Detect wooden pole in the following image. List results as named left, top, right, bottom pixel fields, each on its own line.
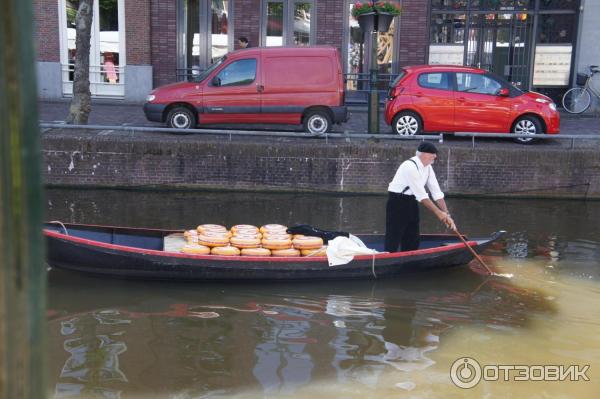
left=0, top=0, right=47, bottom=397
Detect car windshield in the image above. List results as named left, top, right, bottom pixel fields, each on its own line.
left=193, top=56, right=226, bottom=82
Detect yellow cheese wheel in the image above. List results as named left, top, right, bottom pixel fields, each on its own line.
left=211, top=246, right=241, bottom=256
left=271, top=248, right=301, bottom=257
left=241, top=247, right=272, bottom=256
left=180, top=244, right=211, bottom=255
left=230, top=236, right=262, bottom=248
left=292, top=236, right=324, bottom=250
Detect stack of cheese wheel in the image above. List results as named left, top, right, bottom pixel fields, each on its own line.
left=230, top=224, right=262, bottom=249
left=293, top=235, right=327, bottom=257
left=197, top=224, right=231, bottom=249
left=259, top=224, right=299, bottom=256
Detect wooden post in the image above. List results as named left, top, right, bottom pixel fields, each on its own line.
left=0, top=0, right=47, bottom=398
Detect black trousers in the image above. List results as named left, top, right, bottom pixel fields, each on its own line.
left=384, top=192, right=420, bottom=252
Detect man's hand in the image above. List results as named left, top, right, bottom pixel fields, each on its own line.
left=438, top=211, right=456, bottom=231
left=444, top=213, right=456, bottom=232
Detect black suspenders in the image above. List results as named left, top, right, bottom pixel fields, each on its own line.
left=401, top=159, right=429, bottom=195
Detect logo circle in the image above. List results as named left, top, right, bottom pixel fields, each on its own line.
left=450, top=357, right=482, bottom=389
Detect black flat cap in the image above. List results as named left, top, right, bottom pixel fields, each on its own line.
left=417, top=142, right=438, bottom=154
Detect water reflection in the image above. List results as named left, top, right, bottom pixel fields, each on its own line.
left=55, top=311, right=130, bottom=398
left=44, top=189, right=600, bottom=397
left=48, top=267, right=555, bottom=397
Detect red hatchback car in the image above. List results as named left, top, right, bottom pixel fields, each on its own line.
left=384, top=65, right=560, bottom=143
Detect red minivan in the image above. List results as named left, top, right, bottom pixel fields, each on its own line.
left=144, top=46, right=347, bottom=134
left=384, top=65, right=560, bottom=143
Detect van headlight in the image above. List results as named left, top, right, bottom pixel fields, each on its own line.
left=549, top=102, right=557, bottom=111
left=146, top=94, right=155, bottom=102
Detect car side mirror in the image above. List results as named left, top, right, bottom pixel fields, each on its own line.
left=211, top=76, right=221, bottom=87
left=498, top=88, right=510, bottom=97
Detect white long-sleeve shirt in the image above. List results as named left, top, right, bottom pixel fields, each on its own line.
left=387, top=156, right=445, bottom=202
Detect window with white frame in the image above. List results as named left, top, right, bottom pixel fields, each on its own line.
left=59, top=0, right=126, bottom=97
left=262, top=0, right=315, bottom=47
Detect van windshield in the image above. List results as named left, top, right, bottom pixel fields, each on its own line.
left=193, top=56, right=226, bottom=82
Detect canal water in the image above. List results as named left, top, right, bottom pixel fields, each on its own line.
left=45, top=189, right=600, bottom=398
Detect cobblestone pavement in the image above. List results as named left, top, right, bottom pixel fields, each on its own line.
left=39, top=99, right=600, bottom=149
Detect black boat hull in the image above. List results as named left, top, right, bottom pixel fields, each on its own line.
left=44, top=223, right=505, bottom=280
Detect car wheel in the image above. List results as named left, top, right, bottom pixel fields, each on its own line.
left=167, top=107, right=195, bottom=130
left=392, top=111, right=422, bottom=136
left=512, top=116, right=542, bottom=144
left=303, top=110, right=332, bottom=134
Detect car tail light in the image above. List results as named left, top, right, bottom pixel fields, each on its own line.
left=388, top=86, right=404, bottom=99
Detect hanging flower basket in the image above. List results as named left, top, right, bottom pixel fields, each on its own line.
left=376, top=12, right=394, bottom=32
left=352, top=2, right=401, bottom=33
left=357, top=12, right=376, bottom=33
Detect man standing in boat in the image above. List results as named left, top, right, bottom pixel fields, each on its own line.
left=385, top=142, right=456, bottom=252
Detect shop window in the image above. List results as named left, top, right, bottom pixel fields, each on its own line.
left=539, top=0, right=579, bottom=10
left=60, top=0, right=125, bottom=97
left=537, top=14, right=575, bottom=43
left=470, top=0, right=531, bottom=9
left=263, top=0, right=314, bottom=47
left=211, top=1, right=229, bottom=63
left=430, top=14, right=466, bottom=44
left=180, top=0, right=232, bottom=78
left=431, top=0, right=467, bottom=10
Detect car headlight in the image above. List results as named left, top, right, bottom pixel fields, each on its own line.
left=146, top=94, right=155, bottom=102
left=549, top=102, right=557, bottom=111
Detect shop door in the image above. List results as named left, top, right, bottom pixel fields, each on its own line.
left=465, top=13, right=532, bottom=89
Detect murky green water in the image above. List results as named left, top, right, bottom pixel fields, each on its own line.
left=46, top=189, right=600, bottom=398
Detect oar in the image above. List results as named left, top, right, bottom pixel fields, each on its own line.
left=452, top=228, right=494, bottom=275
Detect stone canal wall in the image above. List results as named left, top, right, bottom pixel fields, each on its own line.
left=41, top=129, right=600, bottom=199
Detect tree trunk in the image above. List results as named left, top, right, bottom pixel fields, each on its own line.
left=66, top=0, right=94, bottom=125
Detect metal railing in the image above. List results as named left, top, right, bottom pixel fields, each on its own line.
left=453, top=132, right=600, bottom=149
left=39, top=123, right=440, bottom=144
left=39, top=123, right=600, bottom=149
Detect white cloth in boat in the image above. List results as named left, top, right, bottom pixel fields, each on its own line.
left=326, top=235, right=379, bottom=266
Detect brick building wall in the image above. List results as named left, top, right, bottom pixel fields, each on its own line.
left=126, top=0, right=152, bottom=65
left=398, top=0, right=429, bottom=66
left=33, top=0, right=60, bottom=62
left=234, top=1, right=260, bottom=49
left=42, top=130, right=600, bottom=199
left=316, top=0, right=344, bottom=52
left=150, top=0, right=177, bottom=86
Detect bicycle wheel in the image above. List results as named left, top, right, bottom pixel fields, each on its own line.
left=562, top=87, right=591, bottom=114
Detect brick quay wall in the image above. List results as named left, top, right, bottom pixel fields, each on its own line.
left=41, top=129, right=600, bottom=199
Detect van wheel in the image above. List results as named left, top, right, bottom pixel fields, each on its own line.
left=303, top=110, right=332, bottom=134
left=392, top=111, right=422, bottom=135
left=167, top=107, right=195, bottom=129
left=512, top=116, right=541, bottom=144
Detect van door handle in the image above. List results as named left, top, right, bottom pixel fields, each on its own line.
left=257, top=85, right=264, bottom=93
left=457, top=97, right=466, bottom=102
left=414, top=92, right=423, bottom=97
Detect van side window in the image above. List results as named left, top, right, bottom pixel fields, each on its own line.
left=214, top=59, right=257, bottom=87
left=455, top=72, right=502, bottom=95
left=417, top=72, right=451, bottom=90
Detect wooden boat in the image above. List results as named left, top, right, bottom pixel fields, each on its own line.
left=44, top=222, right=505, bottom=280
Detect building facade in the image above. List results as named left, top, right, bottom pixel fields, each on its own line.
left=34, top=0, right=599, bottom=105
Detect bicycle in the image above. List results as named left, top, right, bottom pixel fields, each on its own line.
left=562, top=65, right=600, bottom=114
